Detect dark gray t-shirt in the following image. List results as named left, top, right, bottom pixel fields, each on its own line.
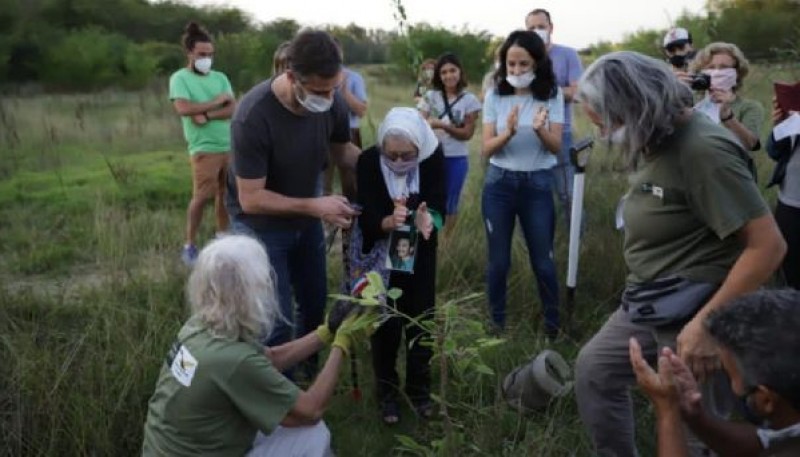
left=225, top=78, right=350, bottom=230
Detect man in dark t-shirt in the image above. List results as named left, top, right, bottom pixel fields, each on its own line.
left=226, top=30, right=360, bottom=367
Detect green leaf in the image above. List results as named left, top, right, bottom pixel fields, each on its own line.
left=386, top=287, right=403, bottom=301
left=474, top=363, right=495, bottom=376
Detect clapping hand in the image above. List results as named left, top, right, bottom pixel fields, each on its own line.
left=506, top=105, right=520, bottom=136
left=630, top=338, right=678, bottom=412
left=415, top=201, right=433, bottom=240
left=533, top=106, right=549, bottom=132
left=383, top=197, right=408, bottom=232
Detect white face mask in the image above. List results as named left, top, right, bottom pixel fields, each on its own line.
left=194, top=57, right=212, bottom=74
left=534, top=29, right=550, bottom=44
left=506, top=71, right=536, bottom=89
left=603, top=126, right=626, bottom=145
left=295, top=85, right=334, bottom=113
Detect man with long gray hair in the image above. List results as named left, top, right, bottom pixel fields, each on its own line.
left=573, top=51, right=786, bottom=456
left=142, top=235, right=377, bottom=456
left=631, top=289, right=800, bottom=456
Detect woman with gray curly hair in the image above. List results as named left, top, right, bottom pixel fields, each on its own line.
left=142, top=234, right=376, bottom=456
left=573, top=51, right=786, bottom=457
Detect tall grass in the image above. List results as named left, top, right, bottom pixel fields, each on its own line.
left=0, top=63, right=797, bottom=455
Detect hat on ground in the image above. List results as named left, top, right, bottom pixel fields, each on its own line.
left=502, top=349, right=573, bottom=413
left=663, top=27, right=692, bottom=49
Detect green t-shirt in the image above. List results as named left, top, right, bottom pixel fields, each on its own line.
left=730, top=96, right=765, bottom=150
left=623, top=112, right=769, bottom=284
left=169, top=68, right=234, bottom=155
left=142, top=316, right=299, bottom=456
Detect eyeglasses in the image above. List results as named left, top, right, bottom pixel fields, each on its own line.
left=383, top=151, right=417, bottom=162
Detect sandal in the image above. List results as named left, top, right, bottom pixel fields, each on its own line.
left=381, top=401, right=400, bottom=425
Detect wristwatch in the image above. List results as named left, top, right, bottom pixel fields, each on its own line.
left=720, top=111, right=734, bottom=122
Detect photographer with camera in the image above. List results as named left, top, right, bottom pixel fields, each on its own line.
left=690, top=42, right=765, bottom=152
left=419, top=53, right=481, bottom=237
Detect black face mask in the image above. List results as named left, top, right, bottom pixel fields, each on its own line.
left=738, top=388, right=766, bottom=427
left=668, top=50, right=696, bottom=69
left=669, top=54, right=688, bottom=69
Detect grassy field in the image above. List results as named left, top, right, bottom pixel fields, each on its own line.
left=1, top=62, right=797, bottom=456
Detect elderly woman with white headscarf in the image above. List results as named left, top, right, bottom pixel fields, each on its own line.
left=356, top=107, right=445, bottom=424
left=142, top=235, right=377, bottom=456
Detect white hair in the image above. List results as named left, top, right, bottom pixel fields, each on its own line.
left=187, top=234, right=279, bottom=341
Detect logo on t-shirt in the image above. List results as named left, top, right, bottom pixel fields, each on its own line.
left=168, top=343, right=198, bottom=387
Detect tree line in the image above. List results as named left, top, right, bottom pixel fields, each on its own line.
left=0, top=0, right=797, bottom=93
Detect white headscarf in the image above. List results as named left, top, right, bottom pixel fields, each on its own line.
left=376, top=107, right=439, bottom=200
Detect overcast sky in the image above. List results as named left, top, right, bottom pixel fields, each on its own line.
left=187, top=0, right=706, bottom=49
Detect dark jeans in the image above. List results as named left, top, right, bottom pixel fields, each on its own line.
left=231, top=219, right=327, bottom=351
left=481, top=164, right=560, bottom=332
left=553, top=129, right=575, bottom=229
left=776, top=200, right=800, bottom=288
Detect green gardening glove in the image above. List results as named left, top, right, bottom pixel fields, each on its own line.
left=332, top=308, right=380, bottom=356
left=315, top=300, right=357, bottom=345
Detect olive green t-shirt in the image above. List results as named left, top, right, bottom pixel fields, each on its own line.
left=169, top=68, right=233, bottom=155
left=142, top=316, right=299, bottom=456
left=623, top=112, right=769, bottom=284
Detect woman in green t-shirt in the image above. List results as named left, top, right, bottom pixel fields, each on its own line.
left=142, top=235, right=378, bottom=456
left=572, top=51, right=786, bottom=457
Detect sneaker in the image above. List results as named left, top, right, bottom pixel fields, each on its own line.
left=181, top=244, right=198, bottom=266
left=380, top=400, right=400, bottom=425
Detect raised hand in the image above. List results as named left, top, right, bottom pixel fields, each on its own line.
left=665, top=348, right=705, bottom=421
left=506, top=105, right=520, bottom=136
left=630, top=338, right=678, bottom=410
left=382, top=198, right=409, bottom=232
left=415, top=201, right=433, bottom=240
left=533, top=106, right=549, bottom=132
left=772, top=95, right=791, bottom=125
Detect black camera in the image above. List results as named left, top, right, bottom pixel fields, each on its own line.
left=690, top=73, right=711, bottom=91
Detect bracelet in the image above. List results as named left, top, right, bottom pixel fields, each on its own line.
left=720, top=111, right=734, bottom=122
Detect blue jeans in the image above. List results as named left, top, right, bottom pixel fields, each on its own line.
left=481, top=165, right=560, bottom=332
left=231, top=219, right=327, bottom=348
left=552, top=129, right=575, bottom=228
left=444, top=156, right=469, bottom=215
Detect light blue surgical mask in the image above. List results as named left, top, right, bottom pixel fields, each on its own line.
left=381, top=155, right=417, bottom=175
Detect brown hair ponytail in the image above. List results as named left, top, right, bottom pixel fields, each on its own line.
left=182, top=21, right=212, bottom=52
